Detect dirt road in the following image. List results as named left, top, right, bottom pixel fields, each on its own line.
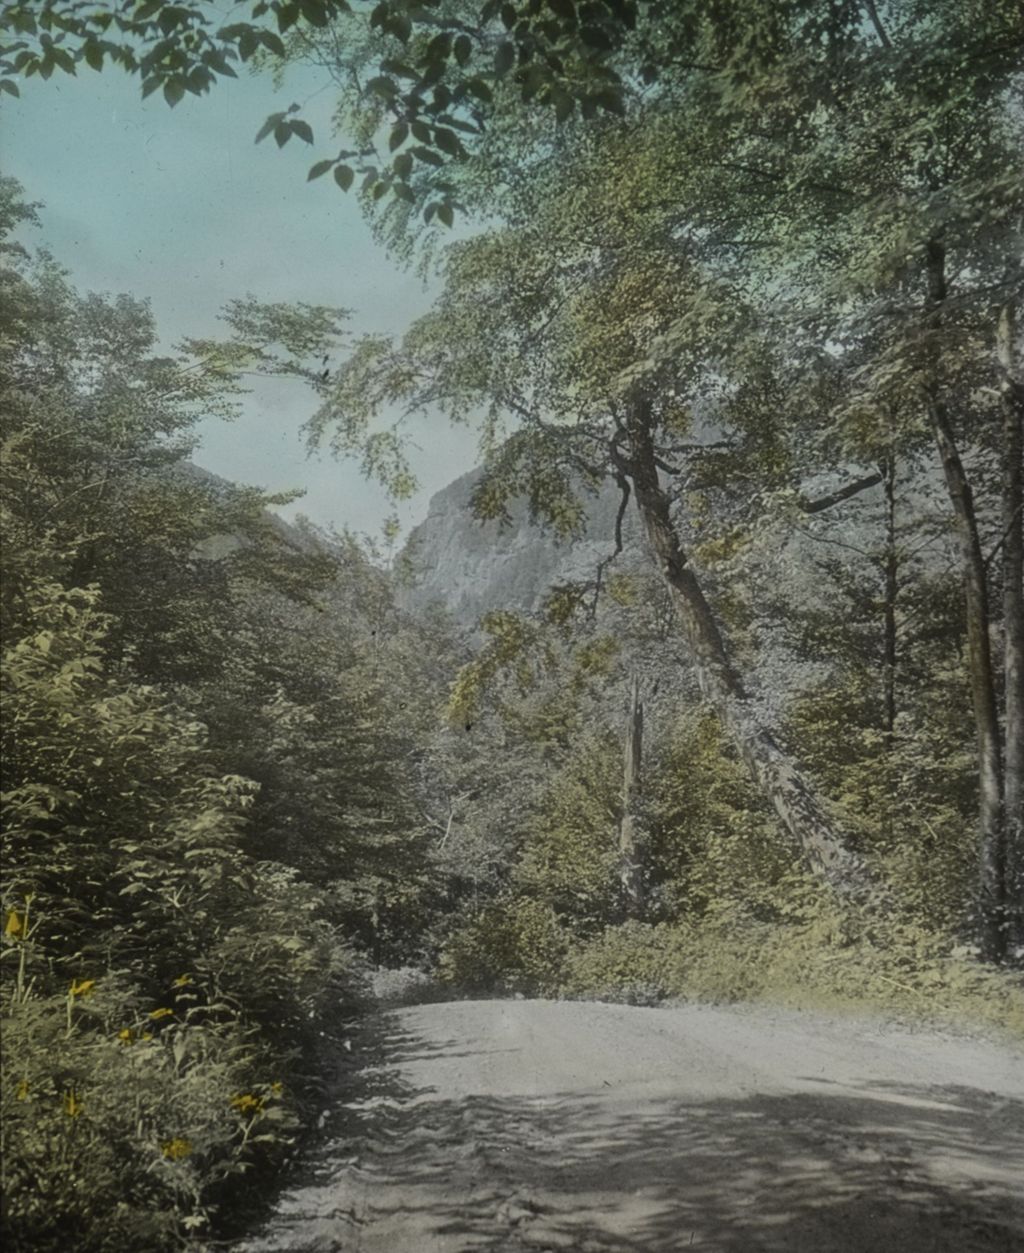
left=240, top=998, right=1024, bottom=1252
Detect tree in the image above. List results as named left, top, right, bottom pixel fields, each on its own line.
left=0, top=179, right=433, bottom=1247
left=1, top=0, right=639, bottom=224
left=11, top=6, right=1021, bottom=950
left=304, top=0, right=1022, bottom=951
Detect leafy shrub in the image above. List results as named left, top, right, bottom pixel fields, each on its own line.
left=0, top=578, right=360, bottom=1249
left=560, top=922, right=679, bottom=1005
left=560, top=909, right=1024, bottom=1037
left=436, top=898, right=569, bottom=995
left=369, top=966, right=444, bottom=1007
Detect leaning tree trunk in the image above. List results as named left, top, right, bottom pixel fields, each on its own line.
left=618, top=673, right=646, bottom=918
left=622, top=402, right=874, bottom=899
left=998, top=303, right=1024, bottom=948
left=925, top=241, right=1006, bottom=961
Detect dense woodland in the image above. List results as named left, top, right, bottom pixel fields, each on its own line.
left=1, top=2, right=1023, bottom=1249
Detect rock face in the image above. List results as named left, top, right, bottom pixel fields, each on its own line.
left=396, top=468, right=646, bottom=627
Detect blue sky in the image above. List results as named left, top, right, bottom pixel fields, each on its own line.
left=2, top=58, right=480, bottom=540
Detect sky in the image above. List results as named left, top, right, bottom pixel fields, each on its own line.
left=2, top=56, right=481, bottom=541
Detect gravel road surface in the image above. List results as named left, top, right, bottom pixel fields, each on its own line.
left=240, top=998, right=1024, bottom=1252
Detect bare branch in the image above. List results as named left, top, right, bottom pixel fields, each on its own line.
left=589, top=467, right=632, bottom=618
left=800, top=472, right=883, bottom=514
left=985, top=501, right=1024, bottom=568
left=862, top=0, right=893, bottom=49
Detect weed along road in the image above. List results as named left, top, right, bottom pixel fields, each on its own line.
left=239, top=998, right=1024, bottom=1253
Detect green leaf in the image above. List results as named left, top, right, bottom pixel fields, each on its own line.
left=300, top=0, right=330, bottom=27
left=389, top=12, right=412, bottom=41
left=164, top=78, right=185, bottom=107
left=393, top=151, right=413, bottom=179
left=554, top=91, right=574, bottom=123
left=595, top=87, right=625, bottom=115
left=260, top=30, right=287, bottom=57
left=255, top=112, right=283, bottom=144
left=434, top=127, right=462, bottom=156
left=466, top=77, right=493, bottom=103
left=580, top=23, right=612, bottom=51
left=290, top=119, right=314, bottom=144
left=277, top=2, right=301, bottom=33
left=454, top=34, right=472, bottom=66
left=438, top=202, right=454, bottom=227
left=412, top=146, right=444, bottom=167
left=334, top=164, right=355, bottom=191
left=308, top=159, right=335, bottom=180
left=83, top=42, right=104, bottom=72
left=0, top=79, right=20, bottom=97
left=495, top=42, right=516, bottom=77
left=389, top=121, right=408, bottom=151
left=366, top=75, right=397, bottom=98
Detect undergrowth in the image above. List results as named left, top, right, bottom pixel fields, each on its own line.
left=436, top=898, right=1024, bottom=1040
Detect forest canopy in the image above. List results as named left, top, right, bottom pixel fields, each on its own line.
left=1, top=2, right=1023, bottom=1249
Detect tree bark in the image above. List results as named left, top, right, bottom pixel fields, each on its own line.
left=618, top=673, right=645, bottom=917
left=621, top=402, right=875, bottom=899
left=998, top=303, right=1024, bottom=947
left=882, top=452, right=899, bottom=743
left=925, top=241, right=1006, bottom=960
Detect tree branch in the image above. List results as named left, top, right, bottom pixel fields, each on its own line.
left=862, top=0, right=893, bottom=49
left=985, top=501, right=1024, bottom=569
left=590, top=453, right=633, bottom=618
left=800, top=471, right=883, bottom=514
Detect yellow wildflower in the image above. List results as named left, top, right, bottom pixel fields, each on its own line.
left=172, top=974, right=193, bottom=988
left=161, top=1137, right=192, bottom=1160
left=140, top=1032, right=153, bottom=1042
left=63, top=1089, right=83, bottom=1117
left=16, top=1078, right=30, bottom=1101
left=269, top=1081, right=283, bottom=1096
left=230, top=1093, right=264, bottom=1114
left=149, top=1007, right=174, bottom=1020
left=117, top=1028, right=134, bottom=1045
left=69, top=979, right=96, bottom=998
left=4, top=910, right=23, bottom=938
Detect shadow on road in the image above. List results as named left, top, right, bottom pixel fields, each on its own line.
left=240, top=1009, right=1024, bottom=1253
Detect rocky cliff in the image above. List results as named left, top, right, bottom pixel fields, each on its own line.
left=396, top=468, right=647, bottom=627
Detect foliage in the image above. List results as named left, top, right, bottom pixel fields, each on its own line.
left=0, top=180, right=437, bottom=1249
left=4, top=1, right=1024, bottom=1235
left=561, top=913, right=1024, bottom=1039
left=644, top=712, right=800, bottom=922
left=0, top=572, right=356, bottom=1249
left=514, top=730, right=622, bottom=931
left=1, top=0, right=638, bottom=225
left=437, top=897, right=569, bottom=995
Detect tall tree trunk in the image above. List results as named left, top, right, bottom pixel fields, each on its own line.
left=925, top=241, right=1006, bottom=960
left=621, top=402, right=875, bottom=898
left=618, top=673, right=645, bottom=917
left=882, top=452, right=899, bottom=743
left=998, top=303, right=1024, bottom=947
